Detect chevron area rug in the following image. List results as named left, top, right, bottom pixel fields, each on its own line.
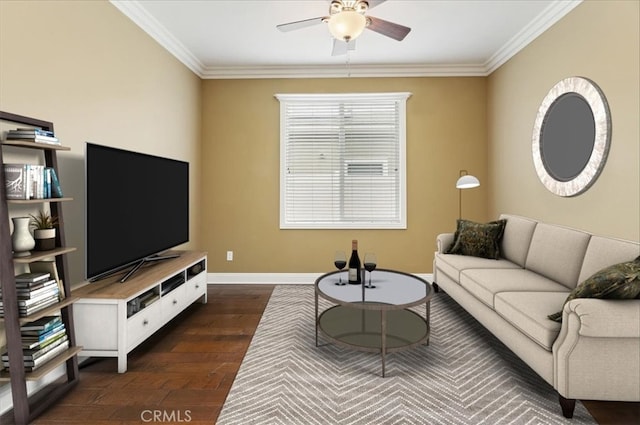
left=217, top=285, right=596, bottom=424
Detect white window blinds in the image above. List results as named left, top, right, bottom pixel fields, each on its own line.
left=276, top=93, right=410, bottom=229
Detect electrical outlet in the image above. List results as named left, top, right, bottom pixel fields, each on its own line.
left=226, top=251, right=233, bottom=261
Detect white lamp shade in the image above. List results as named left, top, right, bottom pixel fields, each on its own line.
left=328, top=11, right=366, bottom=41
left=456, top=175, right=480, bottom=189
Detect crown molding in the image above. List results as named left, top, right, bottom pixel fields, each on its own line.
left=110, top=0, right=204, bottom=76
left=111, top=0, right=582, bottom=80
left=199, top=63, right=488, bottom=79
left=484, top=0, right=582, bottom=73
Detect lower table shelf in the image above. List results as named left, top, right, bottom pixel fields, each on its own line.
left=318, top=306, right=429, bottom=351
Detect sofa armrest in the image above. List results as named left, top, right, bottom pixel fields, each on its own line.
left=566, top=298, right=640, bottom=337
left=436, top=233, right=455, bottom=254
left=553, top=299, right=640, bottom=401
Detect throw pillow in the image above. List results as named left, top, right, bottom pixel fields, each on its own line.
left=444, top=219, right=507, bottom=260
left=548, top=255, right=640, bottom=322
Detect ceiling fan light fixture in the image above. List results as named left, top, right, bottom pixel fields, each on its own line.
left=327, top=10, right=367, bottom=42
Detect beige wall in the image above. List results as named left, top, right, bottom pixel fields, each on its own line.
left=3, top=0, right=633, bottom=280
left=0, top=0, right=202, bottom=285
left=487, top=0, right=640, bottom=241
left=202, top=78, right=487, bottom=273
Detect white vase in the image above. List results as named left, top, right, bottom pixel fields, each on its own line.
left=11, top=216, right=35, bottom=257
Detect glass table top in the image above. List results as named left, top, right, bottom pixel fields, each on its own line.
left=316, top=269, right=431, bottom=308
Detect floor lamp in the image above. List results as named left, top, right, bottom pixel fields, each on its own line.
left=456, top=170, right=480, bottom=219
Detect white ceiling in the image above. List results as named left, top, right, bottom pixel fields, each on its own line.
left=110, top=0, right=581, bottom=79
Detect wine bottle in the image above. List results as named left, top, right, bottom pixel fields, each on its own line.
left=348, top=239, right=362, bottom=285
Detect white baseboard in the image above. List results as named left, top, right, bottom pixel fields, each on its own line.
left=207, top=273, right=433, bottom=285
left=207, top=273, right=323, bottom=285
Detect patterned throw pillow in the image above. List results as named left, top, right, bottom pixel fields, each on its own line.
left=444, top=219, right=507, bottom=260
left=548, top=256, right=640, bottom=322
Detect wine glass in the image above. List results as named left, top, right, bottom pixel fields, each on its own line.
left=364, top=253, right=377, bottom=288
left=334, top=251, right=347, bottom=285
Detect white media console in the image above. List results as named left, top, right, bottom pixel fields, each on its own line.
left=73, top=251, right=207, bottom=373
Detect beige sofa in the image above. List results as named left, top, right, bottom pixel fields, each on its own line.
left=433, top=214, right=640, bottom=418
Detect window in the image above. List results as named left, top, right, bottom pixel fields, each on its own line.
left=276, top=92, right=410, bottom=229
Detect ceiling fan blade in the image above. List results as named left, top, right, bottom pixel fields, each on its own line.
left=366, top=16, right=411, bottom=41
left=364, top=0, right=388, bottom=10
left=331, top=39, right=356, bottom=56
left=277, top=16, right=326, bottom=32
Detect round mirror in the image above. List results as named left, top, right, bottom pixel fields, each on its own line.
left=532, top=77, right=611, bottom=197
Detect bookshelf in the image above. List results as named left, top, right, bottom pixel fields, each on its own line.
left=0, top=111, right=80, bottom=425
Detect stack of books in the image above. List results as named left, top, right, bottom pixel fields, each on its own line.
left=1, top=316, right=69, bottom=372
left=2, top=163, right=63, bottom=200
left=30, top=260, right=65, bottom=299
left=5, top=128, right=60, bottom=145
left=0, top=272, right=60, bottom=317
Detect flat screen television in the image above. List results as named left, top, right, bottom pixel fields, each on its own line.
left=85, top=142, right=189, bottom=282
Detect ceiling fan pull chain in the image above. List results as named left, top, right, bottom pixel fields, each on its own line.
left=346, top=49, right=352, bottom=78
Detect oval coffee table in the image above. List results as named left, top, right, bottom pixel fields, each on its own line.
left=314, top=269, right=433, bottom=377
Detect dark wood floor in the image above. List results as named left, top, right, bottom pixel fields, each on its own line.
left=2, top=284, right=639, bottom=424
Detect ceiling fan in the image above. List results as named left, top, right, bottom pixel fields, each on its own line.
left=277, top=0, right=411, bottom=56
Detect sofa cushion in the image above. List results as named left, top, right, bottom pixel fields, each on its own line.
left=578, top=235, right=640, bottom=283
left=460, top=268, right=568, bottom=308
left=445, top=219, right=507, bottom=259
left=548, top=256, right=640, bottom=322
left=525, top=223, right=591, bottom=289
left=434, top=252, right=520, bottom=283
left=499, top=214, right=538, bottom=267
left=495, top=292, right=567, bottom=351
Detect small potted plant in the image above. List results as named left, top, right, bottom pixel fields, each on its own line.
left=29, top=210, right=58, bottom=251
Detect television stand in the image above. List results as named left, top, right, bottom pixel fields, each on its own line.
left=120, top=253, right=181, bottom=283
left=72, top=250, right=207, bottom=373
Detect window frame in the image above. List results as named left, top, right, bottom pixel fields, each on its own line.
left=276, top=92, right=410, bottom=230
